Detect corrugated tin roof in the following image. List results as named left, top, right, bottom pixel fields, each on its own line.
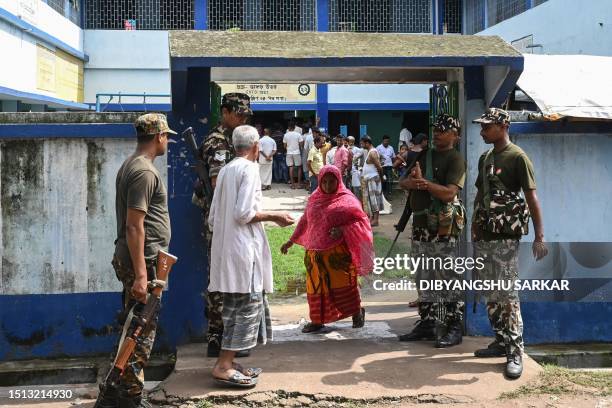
left=169, top=31, right=520, bottom=59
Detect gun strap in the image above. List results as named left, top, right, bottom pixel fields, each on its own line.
left=482, top=148, right=494, bottom=211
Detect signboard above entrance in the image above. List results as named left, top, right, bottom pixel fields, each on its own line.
left=219, top=83, right=316, bottom=104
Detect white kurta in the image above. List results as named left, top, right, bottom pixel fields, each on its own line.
left=208, top=157, right=273, bottom=294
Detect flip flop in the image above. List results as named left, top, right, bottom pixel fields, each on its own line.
left=213, top=371, right=258, bottom=388
left=233, top=362, right=263, bottom=378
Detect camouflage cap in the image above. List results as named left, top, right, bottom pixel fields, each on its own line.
left=473, top=108, right=511, bottom=125
left=134, top=113, right=177, bottom=136
left=433, top=113, right=461, bottom=132
left=222, top=92, right=253, bottom=116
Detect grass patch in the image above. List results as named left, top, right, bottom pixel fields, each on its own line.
left=266, top=225, right=306, bottom=294
left=266, top=227, right=413, bottom=294
left=499, top=364, right=612, bottom=399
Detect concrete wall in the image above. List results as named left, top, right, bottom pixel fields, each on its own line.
left=463, top=98, right=612, bottom=343
left=0, top=1, right=83, bottom=103
left=0, top=0, right=82, bottom=50
left=0, top=137, right=167, bottom=295
left=83, top=30, right=172, bottom=106
left=328, top=84, right=429, bottom=105
left=478, top=0, right=612, bottom=56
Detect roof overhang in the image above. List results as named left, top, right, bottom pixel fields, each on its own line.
left=169, top=31, right=523, bottom=109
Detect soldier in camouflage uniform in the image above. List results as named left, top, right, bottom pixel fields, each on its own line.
left=96, top=113, right=175, bottom=408
left=192, top=93, right=253, bottom=358
left=398, top=114, right=467, bottom=348
left=472, top=108, right=548, bottom=379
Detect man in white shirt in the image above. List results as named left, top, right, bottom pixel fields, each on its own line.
left=301, top=126, right=314, bottom=189
left=376, top=135, right=396, bottom=197
left=283, top=121, right=304, bottom=189
left=209, top=125, right=294, bottom=388
left=399, top=120, right=413, bottom=151
left=258, top=128, right=277, bottom=190
left=347, top=136, right=363, bottom=197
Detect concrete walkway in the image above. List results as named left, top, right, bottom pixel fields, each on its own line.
left=150, top=294, right=542, bottom=405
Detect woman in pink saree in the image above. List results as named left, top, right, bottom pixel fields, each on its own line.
left=281, top=165, right=374, bottom=333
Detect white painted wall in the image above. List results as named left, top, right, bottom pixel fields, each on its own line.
left=0, top=0, right=83, bottom=104
left=0, top=0, right=82, bottom=50
left=0, top=19, right=40, bottom=95
left=328, top=84, right=429, bottom=105
left=84, top=30, right=171, bottom=105
left=478, top=0, right=612, bottom=56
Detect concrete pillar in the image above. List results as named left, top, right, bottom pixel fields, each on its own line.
left=316, top=0, right=329, bottom=130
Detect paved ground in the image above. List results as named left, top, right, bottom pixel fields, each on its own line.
left=4, top=183, right=608, bottom=407
left=146, top=294, right=542, bottom=406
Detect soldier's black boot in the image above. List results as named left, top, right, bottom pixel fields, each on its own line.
left=435, top=318, right=463, bottom=348
left=398, top=319, right=435, bottom=341
left=93, top=383, right=119, bottom=408
left=474, top=338, right=506, bottom=357
left=207, top=334, right=222, bottom=358
left=505, top=352, right=523, bottom=379
left=118, top=389, right=152, bottom=408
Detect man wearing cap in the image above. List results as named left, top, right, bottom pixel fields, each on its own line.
left=192, top=93, right=253, bottom=358
left=398, top=113, right=466, bottom=348
left=96, top=113, right=175, bottom=408
left=471, top=108, right=548, bottom=379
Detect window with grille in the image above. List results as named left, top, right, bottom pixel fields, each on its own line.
left=487, top=0, right=527, bottom=26
left=444, top=0, right=462, bottom=33
left=329, top=0, right=431, bottom=33
left=207, top=0, right=316, bottom=31
left=45, top=0, right=81, bottom=26
left=464, top=0, right=485, bottom=34
left=84, top=0, right=194, bottom=30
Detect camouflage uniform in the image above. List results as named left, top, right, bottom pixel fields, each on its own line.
left=473, top=239, right=523, bottom=355
left=413, top=228, right=464, bottom=323
left=410, top=114, right=465, bottom=330
left=472, top=108, right=526, bottom=357
left=192, top=93, right=252, bottom=347
left=112, top=256, right=159, bottom=397
left=98, top=113, right=175, bottom=405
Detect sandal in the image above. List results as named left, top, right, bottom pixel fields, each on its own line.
left=301, top=322, right=324, bottom=333
left=352, top=308, right=366, bottom=329
left=233, top=362, right=262, bottom=378
left=213, top=371, right=258, bottom=388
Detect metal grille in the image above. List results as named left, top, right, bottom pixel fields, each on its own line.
left=85, top=0, right=194, bottom=30
left=46, top=0, right=81, bottom=25
left=329, top=0, right=431, bottom=33
left=443, top=0, right=462, bottom=33
left=464, top=0, right=485, bottom=34
left=46, top=0, right=65, bottom=15
left=207, top=0, right=316, bottom=31
left=487, top=0, right=527, bottom=26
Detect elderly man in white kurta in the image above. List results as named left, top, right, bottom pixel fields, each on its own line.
left=208, top=125, right=294, bottom=388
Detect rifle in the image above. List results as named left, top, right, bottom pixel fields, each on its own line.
left=183, top=127, right=214, bottom=207
left=385, top=195, right=412, bottom=259
left=95, top=250, right=178, bottom=405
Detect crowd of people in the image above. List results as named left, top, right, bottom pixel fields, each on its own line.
left=252, top=117, right=435, bottom=229
left=97, top=92, right=549, bottom=405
